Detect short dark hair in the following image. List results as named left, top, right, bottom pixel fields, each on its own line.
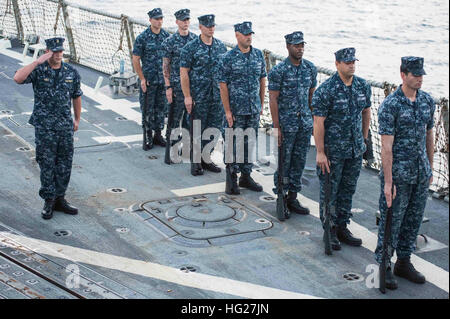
left=400, top=65, right=410, bottom=75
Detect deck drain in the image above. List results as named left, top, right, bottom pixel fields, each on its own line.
left=0, top=110, right=13, bottom=115
left=115, top=117, right=128, bottom=121
left=173, top=250, right=188, bottom=256
left=114, top=208, right=128, bottom=213
left=255, top=218, right=270, bottom=224
left=16, top=146, right=31, bottom=152
left=54, top=230, right=72, bottom=237
left=225, top=228, right=239, bottom=234
left=107, top=188, right=127, bottom=194
left=343, top=272, right=364, bottom=282
left=259, top=195, right=276, bottom=203
left=148, top=155, right=158, bottom=160
left=181, top=230, right=195, bottom=236
left=116, top=227, right=130, bottom=233
left=179, top=265, right=197, bottom=273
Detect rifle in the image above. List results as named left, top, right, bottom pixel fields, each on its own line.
left=379, top=185, right=394, bottom=294
left=363, top=129, right=374, bottom=161
left=276, top=132, right=288, bottom=221
left=164, top=99, right=175, bottom=165
left=225, top=164, right=233, bottom=194
left=142, top=84, right=149, bottom=150
left=189, top=104, right=199, bottom=175
left=323, top=148, right=332, bottom=256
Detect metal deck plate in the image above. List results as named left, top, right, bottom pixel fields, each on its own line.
left=0, top=227, right=147, bottom=299
left=135, top=194, right=276, bottom=247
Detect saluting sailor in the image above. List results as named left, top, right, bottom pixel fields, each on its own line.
left=14, top=37, right=82, bottom=220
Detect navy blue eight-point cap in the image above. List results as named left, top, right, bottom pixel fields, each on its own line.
left=401, top=56, right=426, bottom=76
left=198, top=14, right=215, bottom=27
left=285, top=31, right=306, bottom=45
left=234, top=21, right=254, bottom=35
left=148, top=8, right=163, bottom=19
left=175, top=9, right=190, bottom=20
left=335, top=47, right=358, bottom=62
left=45, top=37, right=65, bottom=52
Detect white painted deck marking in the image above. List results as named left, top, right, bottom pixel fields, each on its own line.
left=0, top=232, right=320, bottom=299
left=92, top=134, right=141, bottom=144
left=80, top=83, right=142, bottom=126
left=172, top=182, right=226, bottom=197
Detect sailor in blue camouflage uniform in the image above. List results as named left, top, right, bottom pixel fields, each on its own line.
left=312, top=48, right=372, bottom=250
left=162, top=9, right=196, bottom=150
left=374, top=57, right=435, bottom=290
left=14, top=37, right=82, bottom=220
left=269, top=31, right=317, bottom=217
left=132, top=8, right=170, bottom=150
left=219, top=21, right=267, bottom=194
left=180, top=14, right=227, bottom=176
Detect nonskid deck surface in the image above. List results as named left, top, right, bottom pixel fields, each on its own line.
left=0, top=49, right=448, bottom=299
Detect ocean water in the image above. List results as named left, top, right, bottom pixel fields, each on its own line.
left=80, top=0, right=449, bottom=97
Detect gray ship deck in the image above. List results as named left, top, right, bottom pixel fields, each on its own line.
left=0, top=47, right=448, bottom=300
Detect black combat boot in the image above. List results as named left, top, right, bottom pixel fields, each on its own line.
left=337, top=224, right=362, bottom=246
left=54, top=197, right=78, bottom=215
left=394, top=257, right=426, bottom=284
left=191, top=163, right=204, bottom=176
left=225, top=165, right=240, bottom=195
left=202, top=160, right=221, bottom=173
left=325, top=226, right=341, bottom=251
left=286, top=191, right=310, bottom=215
left=41, top=199, right=55, bottom=220
left=153, top=130, right=166, bottom=147
left=239, top=173, right=263, bottom=192
left=143, top=129, right=153, bottom=151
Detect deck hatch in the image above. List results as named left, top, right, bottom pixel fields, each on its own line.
left=136, top=193, right=276, bottom=247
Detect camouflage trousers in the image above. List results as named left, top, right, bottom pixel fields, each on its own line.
left=35, top=128, right=74, bottom=200
left=192, top=100, right=224, bottom=157
left=317, top=155, right=363, bottom=227
left=374, top=180, right=429, bottom=264
left=139, top=83, right=166, bottom=132
left=273, top=126, right=312, bottom=193
left=223, top=114, right=260, bottom=175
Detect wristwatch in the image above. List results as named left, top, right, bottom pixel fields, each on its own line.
left=165, top=85, right=172, bottom=90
